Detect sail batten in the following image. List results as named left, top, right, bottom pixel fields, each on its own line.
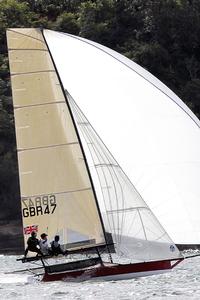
left=10, top=70, right=55, bottom=76
left=17, top=141, right=79, bottom=152
left=21, top=187, right=92, bottom=199
left=14, top=101, right=65, bottom=109
left=7, top=28, right=106, bottom=252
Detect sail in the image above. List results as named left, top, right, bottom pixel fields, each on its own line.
left=66, top=93, right=182, bottom=262
left=6, top=28, right=105, bottom=252
left=44, top=29, right=200, bottom=246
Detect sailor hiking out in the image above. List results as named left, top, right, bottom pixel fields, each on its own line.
left=39, top=233, right=51, bottom=255
left=50, top=235, right=67, bottom=256
left=24, top=231, right=43, bottom=257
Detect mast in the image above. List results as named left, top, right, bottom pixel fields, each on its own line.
left=41, top=29, right=112, bottom=259
left=7, top=28, right=108, bottom=255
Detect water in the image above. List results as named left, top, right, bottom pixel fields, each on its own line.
left=0, top=254, right=200, bottom=300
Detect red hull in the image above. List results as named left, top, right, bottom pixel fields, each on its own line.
left=42, top=258, right=183, bottom=282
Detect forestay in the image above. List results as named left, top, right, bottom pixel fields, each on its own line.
left=7, top=28, right=105, bottom=252
left=44, top=29, right=200, bottom=246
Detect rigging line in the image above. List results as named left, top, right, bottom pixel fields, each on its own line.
left=70, top=102, right=118, bottom=247
left=17, top=142, right=78, bottom=152
left=42, top=31, right=109, bottom=253
left=71, top=98, right=123, bottom=245
left=70, top=98, right=126, bottom=245
left=70, top=100, right=118, bottom=245
left=70, top=98, right=128, bottom=245
left=125, top=210, right=140, bottom=237
left=73, top=102, right=123, bottom=243
left=71, top=101, right=116, bottom=223
left=107, top=206, right=148, bottom=213
left=154, top=232, right=169, bottom=242
left=59, top=119, right=108, bottom=227
left=62, top=31, right=200, bottom=129
left=66, top=95, right=150, bottom=243
left=127, top=226, right=144, bottom=240
left=140, top=210, right=171, bottom=241
left=137, top=209, right=151, bottom=261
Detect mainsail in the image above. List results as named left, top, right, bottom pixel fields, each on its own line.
left=44, top=29, right=200, bottom=246
left=6, top=28, right=106, bottom=251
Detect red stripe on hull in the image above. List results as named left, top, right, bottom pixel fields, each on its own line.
left=42, top=259, right=183, bottom=282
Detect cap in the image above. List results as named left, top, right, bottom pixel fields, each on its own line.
left=41, top=233, right=48, bottom=239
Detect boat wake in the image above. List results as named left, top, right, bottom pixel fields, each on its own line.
left=62, top=268, right=97, bottom=282
left=0, top=273, right=32, bottom=284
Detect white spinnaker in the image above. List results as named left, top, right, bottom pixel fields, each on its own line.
left=67, top=94, right=181, bottom=262
left=44, top=29, right=200, bottom=245
left=7, top=28, right=105, bottom=251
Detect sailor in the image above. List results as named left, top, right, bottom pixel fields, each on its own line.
left=39, top=233, right=50, bottom=255
left=50, top=235, right=67, bottom=256
left=24, top=231, right=43, bottom=257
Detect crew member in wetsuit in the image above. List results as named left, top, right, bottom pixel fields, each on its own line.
left=24, top=231, right=43, bottom=257
left=50, top=235, right=67, bottom=256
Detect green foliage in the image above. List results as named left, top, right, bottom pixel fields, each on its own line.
left=55, top=12, right=80, bottom=34
left=79, top=0, right=115, bottom=44
left=0, top=0, right=200, bottom=245
left=0, top=0, right=35, bottom=50
left=182, top=79, right=200, bottom=116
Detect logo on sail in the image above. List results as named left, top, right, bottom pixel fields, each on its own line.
left=24, top=225, right=38, bottom=235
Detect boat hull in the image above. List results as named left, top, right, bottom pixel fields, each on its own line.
left=42, top=259, right=183, bottom=282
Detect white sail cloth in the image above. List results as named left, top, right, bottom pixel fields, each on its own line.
left=68, top=95, right=181, bottom=262
left=44, top=29, right=200, bottom=246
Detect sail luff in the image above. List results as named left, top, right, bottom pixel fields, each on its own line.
left=7, top=28, right=106, bottom=252
left=41, top=29, right=109, bottom=251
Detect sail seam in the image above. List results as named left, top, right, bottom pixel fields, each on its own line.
left=8, top=29, right=45, bottom=44
left=107, top=207, right=148, bottom=213
left=17, top=142, right=79, bottom=152
left=11, top=70, right=55, bottom=76
left=21, top=187, right=92, bottom=199
left=95, top=163, right=119, bottom=168
left=14, top=101, right=65, bottom=109
left=8, top=48, right=48, bottom=51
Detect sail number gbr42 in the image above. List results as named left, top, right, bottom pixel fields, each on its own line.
left=22, top=195, right=57, bottom=217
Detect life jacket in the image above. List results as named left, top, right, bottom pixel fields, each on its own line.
left=51, top=241, right=59, bottom=249
left=27, top=236, right=39, bottom=248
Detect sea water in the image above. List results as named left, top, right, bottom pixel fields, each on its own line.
left=0, top=254, right=200, bottom=300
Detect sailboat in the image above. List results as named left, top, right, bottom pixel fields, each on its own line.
left=6, top=28, right=185, bottom=282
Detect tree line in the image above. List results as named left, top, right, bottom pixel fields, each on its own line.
left=0, top=0, right=200, bottom=231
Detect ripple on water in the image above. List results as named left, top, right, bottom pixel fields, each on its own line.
left=0, top=254, right=200, bottom=299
